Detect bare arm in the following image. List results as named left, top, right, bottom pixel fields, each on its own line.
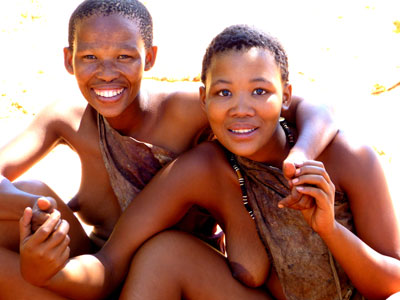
left=20, top=142, right=269, bottom=299
left=0, top=103, right=64, bottom=220
left=282, top=95, right=337, bottom=162
left=292, top=135, right=400, bottom=299
left=20, top=145, right=214, bottom=299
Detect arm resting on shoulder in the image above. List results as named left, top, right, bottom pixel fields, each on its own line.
left=282, top=95, right=337, bottom=161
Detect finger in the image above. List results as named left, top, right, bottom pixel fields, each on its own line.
left=31, top=210, right=62, bottom=244
left=19, top=207, right=33, bottom=243
left=37, top=197, right=57, bottom=213
left=31, top=210, right=51, bottom=231
left=286, top=194, right=315, bottom=210
left=292, top=174, right=332, bottom=194
left=295, top=186, right=331, bottom=210
left=295, top=165, right=330, bottom=183
left=59, top=245, right=71, bottom=268
left=47, top=220, right=70, bottom=248
left=282, top=161, right=296, bottom=180
left=37, top=197, right=52, bottom=212
left=295, top=160, right=324, bottom=168
left=278, top=188, right=302, bottom=208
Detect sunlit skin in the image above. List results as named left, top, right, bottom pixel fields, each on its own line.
left=65, top=14, right=155, bottom=127
left=19, top=46, right=400, bottom=299
left=0, top=10, right=338, bottom=299
left=201, top=48, right=292, bottom=165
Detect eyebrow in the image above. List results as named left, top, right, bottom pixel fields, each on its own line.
left=210, top=77, right=273, bottom=87
left=210, top=79, right=232, bottom=86
left=250, top=77, right=273, bottom=84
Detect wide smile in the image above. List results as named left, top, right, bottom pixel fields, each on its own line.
left=92, top=88, right=125, bottom=102
left=228, top=128, right=257, bottom=134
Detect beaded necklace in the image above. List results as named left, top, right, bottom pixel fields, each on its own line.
left=227, top=119, right=295, bottom=219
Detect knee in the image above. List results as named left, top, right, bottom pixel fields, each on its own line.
left=131, top=230, right=197, bottom=274
left=134, top=231, right=188, bottom=265
left=14, top=179, right=55, bottom=197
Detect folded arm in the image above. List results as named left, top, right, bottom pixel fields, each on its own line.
left=20, top=144, right=218, bottom=299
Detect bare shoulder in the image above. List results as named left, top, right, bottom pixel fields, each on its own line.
left=324, top=132, right=400, bottom=258
left=177, top=141, right=230, bottom=176
left=169, top=141, right=235, bottom=192
left=320, top=130, right=381, bottom=190
left=143, top=79, right=207, bottom=127
left=37, top=98, right=89, bottom=128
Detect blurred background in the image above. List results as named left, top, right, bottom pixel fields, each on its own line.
left=0, top=0, right=399, bottom=205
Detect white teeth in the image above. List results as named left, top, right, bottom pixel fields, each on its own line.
left=230, top=128, right=256, bottom=134
left=94, top=88, right=124, bottom=98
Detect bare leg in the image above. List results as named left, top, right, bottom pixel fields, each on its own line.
left=120, top=230, right=272, bottom=300
left=0, top=180, right=92, bottom=299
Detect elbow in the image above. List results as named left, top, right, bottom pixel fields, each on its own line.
left=230, top=261, right=267, bottom=288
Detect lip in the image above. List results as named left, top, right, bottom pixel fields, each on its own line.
left=227, top=123, right=258, bottom=137
left=91, top=87, right=126, bottom=103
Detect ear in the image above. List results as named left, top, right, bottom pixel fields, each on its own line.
left=144, top=45, right=158, bottom=71
left=199, top=86, right=207, bottom=112
left=282, top=83, right=292, bottom=111
left=63, top=47, right=74, bottom=75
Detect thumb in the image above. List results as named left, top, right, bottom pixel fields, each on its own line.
left=37, top=197, right=57, bottom=213
left=19, top=207, right=33, bottom=243
left=282, top=160, right=296, bottom=180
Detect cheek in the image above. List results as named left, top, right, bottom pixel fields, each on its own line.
left=259, top=97, right=282, bottom=120
left=206, top=101, right=227, bottom=126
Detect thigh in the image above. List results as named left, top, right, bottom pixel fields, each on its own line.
left=0, top=247, right=69, bottom=299
left=120, top=230, right=272, bottom=300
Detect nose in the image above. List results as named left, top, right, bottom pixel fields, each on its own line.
left=96, top=60, right=119, bottom=82
left=229, top=93, right=255, bottom=117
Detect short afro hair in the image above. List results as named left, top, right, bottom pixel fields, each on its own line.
left=68, top=0, right=153, bottom=50
left=201, top=24, right=289, bottom=84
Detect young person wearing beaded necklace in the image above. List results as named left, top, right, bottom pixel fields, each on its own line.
left=20, top=25, right=400, bottom=299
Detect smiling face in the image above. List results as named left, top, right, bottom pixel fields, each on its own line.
left=64, top=14, right=156, bottom=118
left=200, top=47, right=292, bottom=163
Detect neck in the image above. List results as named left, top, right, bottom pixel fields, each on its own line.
left=247, top=120, right=294, bottom=168
left=106, top=91, right=149, bottom=137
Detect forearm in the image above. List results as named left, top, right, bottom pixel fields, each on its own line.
left=0, top=175, right=36, bottom=220
left=283, top=95, right=338, bottom=160
left=44, top=254, right=112, bottom=300
left=321, top=221, right=400, bottom=299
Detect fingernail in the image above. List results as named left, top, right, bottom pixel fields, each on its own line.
left=278, top=203, right=284, bottom=208
left=292, top=178, right=299, bottom=184
left=296, top=186, right=304, bottom=191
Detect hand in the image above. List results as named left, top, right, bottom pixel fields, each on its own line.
left=280, top=152, right=314, bottom=210
left=287, top=160, right=336, bottom=235
left=31, top=197, right=57, bottom=233
left=19, top=206, right=70, bottom=287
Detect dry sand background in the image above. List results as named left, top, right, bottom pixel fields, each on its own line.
left=0, top=0, right=399, bottom=208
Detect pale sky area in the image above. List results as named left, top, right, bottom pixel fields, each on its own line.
left=0, top=0, right=399, bottom=201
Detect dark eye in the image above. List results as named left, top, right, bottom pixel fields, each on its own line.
left=83, top=55, right=97, bottom=60
left=117, top=55, right=131, bottom=60
left=252, top=88, right=266, bottom=96
left=217, top=89, right=231, bottom=97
